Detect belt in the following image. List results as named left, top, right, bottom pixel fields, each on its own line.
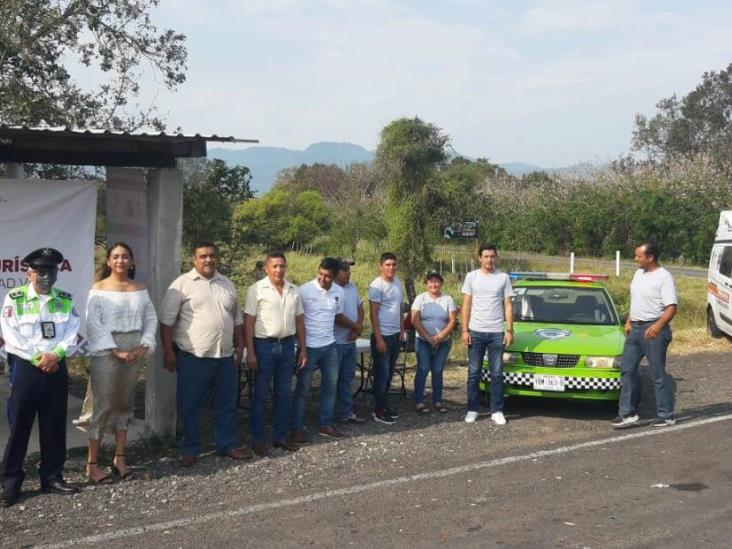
left=631, top=319, right=659, bottom=325
left=255, top=335, right=294, bottom=344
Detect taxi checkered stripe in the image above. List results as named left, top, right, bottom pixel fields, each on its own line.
left=480, top=370, right=620, bottom=390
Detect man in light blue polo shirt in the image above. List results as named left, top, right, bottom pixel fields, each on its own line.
left=291, top=257, right=346, bottom=441
left=333, top=258, right=366, bottom=424
left=368, top=252, right=404, bottom=425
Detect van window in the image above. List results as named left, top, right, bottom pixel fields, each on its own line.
left=719, top=246, right=732, bottom=278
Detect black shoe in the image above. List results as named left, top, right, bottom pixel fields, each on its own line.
left=651, top=417, right=677, bottom=427
left=372, top=411, right=396, bottom=425
left=610, top=414, right=639, bottom=428
left=42, top=479, right=80, bottom=495
left=386, top=408, right=400, bottom=419
left=1, top=490, right=19, bottom=508
left=337, top=413, right=367, bottom=424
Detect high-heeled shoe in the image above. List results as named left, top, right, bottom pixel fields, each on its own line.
left=112, top=454, right=135, bottom=480
left=86, top=461, right=113, bottom=485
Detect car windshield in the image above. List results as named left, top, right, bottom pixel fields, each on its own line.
left=512, top=285, right=618, bottom=325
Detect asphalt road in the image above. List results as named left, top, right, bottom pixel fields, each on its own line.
left=34, top=415, right=732, bottom=549
left=2, top=349, right=731, bottom=548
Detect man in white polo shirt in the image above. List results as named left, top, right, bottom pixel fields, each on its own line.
left=333, top=258, right=366, bottom=424
left=291, top=257, right=345, bottom=440
left=245, top=251, right=306, bottom=457
left=461, top=243, right=513, bottom=426
left=611, top=241, right=677, bottom=428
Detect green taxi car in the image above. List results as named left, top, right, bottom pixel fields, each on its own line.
left=480, top=273, right=624, bottom=401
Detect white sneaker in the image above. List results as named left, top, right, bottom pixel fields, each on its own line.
left=491, top=411, right=507, bottom=426
left=464, top=411, right=479, bottom=423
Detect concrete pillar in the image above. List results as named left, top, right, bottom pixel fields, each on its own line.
left=145, top=167, right=184, bottom=436
left=2, top=163, right=23, bottom=179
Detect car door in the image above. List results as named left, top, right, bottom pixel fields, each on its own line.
left=714, top=246, right=732, bottom=332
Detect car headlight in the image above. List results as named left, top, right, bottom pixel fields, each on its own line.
left=585, top=356, right=621, bottom=368
left=502, top=352, right=519, bottom=364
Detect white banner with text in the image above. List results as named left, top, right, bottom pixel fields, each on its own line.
left=0, top=179, right=97, bottom=357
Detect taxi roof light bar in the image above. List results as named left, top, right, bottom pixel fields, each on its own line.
left=509, top=272, right=609, bottom=282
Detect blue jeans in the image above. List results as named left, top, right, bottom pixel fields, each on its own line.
left=177, top=352, right=238, bottom=456
left=414, top=338, right=451, bottom=405
left=250, top=339, right=295, bottom=445
left=466, top=331, right=504, bottom=413
left=371, top=333, right=400, bottom=413
left=618, top=323, right=675, bottom=418
left=335, top=343, right=357, bottom=419
left=291, top=343, right=339, bottom=430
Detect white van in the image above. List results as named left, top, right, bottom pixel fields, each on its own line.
left=707, top=210, right=732, bottom=338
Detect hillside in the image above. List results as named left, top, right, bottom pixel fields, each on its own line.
left=209, top=142, right=373, bottom=193
left=210, top=142, right=596, bottom=193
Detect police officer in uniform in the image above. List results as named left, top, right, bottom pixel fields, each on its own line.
left=1, top=248, right=81, bottom=507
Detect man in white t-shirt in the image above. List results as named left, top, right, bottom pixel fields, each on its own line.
left=461, top=244, right=514, bottom=426
left=333, top=258, right=366, bottom=424
left=611, top=242, right=678, bottom=429
left=292, top=257, right=346, bottom=440
left=368, top=252, right=405, bottom=425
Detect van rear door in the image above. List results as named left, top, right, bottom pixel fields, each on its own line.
left=712, top=246, right=732, bottom=332
left=709, top=211, right=732, bottom=334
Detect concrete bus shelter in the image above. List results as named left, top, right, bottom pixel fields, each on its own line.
left=0, top=125, right=257, bottom=437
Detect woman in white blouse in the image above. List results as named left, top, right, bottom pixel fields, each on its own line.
left=411, top=272, right=458, bottom=414
left=79, top=242, right=157, bottom=484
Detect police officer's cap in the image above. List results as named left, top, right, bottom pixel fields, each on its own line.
left=22, top=248, right=64, bottom=270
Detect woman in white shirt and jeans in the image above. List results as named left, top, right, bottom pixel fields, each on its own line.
left=411, top=272, right=458, bottom=414
left=76, top=243, right=157, bottom=484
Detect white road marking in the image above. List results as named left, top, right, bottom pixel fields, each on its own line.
left=40, top=413, right=732, bottom=548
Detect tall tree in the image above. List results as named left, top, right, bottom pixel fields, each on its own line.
left=181, top=159, right=254, bottom=267
left=633, top=63, right=732, bottom=168
left=375, top=117, right=449, bottom=301
left=0, top=0, right=187, bottom=129
left=434, top=156, right=504, bottom=237
left=231, top=188, right=330, bottom=252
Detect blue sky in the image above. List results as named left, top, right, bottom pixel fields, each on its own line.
left=123, top=0, right=732, bottom=166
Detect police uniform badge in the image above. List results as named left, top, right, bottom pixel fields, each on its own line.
left=41, top=321, right=56, bottom=339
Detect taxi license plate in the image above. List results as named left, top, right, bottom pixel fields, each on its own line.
left=533, top=374, right=565, bottom=391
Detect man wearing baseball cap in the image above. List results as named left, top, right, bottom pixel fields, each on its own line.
left=1, top=248, right=81, bottom=507
left=333, top=258, right=366, bottom=424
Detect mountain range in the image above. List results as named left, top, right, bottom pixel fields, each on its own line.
left=209, top=142, right=597, bottom=194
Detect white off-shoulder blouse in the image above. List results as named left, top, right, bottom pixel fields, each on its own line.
left=85, top=289, right=158, bottom=356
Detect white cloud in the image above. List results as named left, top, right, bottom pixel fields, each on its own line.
left=84, top=0, right=732, bottom=166
left=518, top=2, right=618, bottom=35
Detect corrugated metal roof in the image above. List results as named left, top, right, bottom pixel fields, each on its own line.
left=0, top=125, right=258, bottom=143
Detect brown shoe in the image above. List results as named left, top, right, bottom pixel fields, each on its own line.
left=252, top=444, right=269, bottom=458
left=180, top=454, right=197, bottom=467
left=291, top=430, right=311, bottom=445
left=222, top=447, right=253, bottom=460
left=273, top=439, right=299, bottom=452
left=318, top=425, right=344, bottom=439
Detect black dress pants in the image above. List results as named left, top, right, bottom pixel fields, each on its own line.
left=2, top=354, right=68, bottom=494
